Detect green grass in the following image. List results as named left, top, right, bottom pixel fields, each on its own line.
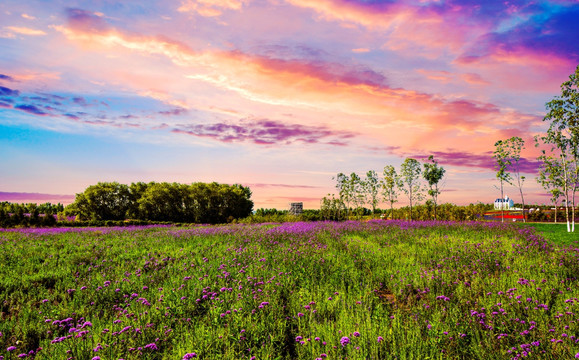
left=518, top=222, right=579, bottom=246
left=0, top=221, right=578, bottom=359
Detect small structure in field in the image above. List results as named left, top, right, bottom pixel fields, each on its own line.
left=289, top=202, right=303, bottom=216
left=494, top=196, right=514, bottom=210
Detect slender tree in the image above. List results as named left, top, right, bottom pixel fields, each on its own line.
left=422, top=155, right=446, bottom=220
left=334, top=173, right=351, bottom=218
left=320, top=194, right=346, bottom=221
left=498, top=137, right=527, bottom=222
left=539, top=64, right=579, bottom=232
left=400, top=158, right=423, bottom=221
left=363, top=170, right=380, bottom=216
left=536, top=152, right=564, bottom=223
left=493, top=140, right=513, bottom=223
left=382, top=165, right=402, bottom=220
left=349, top=172, right=364, bottom=219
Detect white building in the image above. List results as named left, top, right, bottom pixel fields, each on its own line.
left=494, top=196, right=514, bottom=210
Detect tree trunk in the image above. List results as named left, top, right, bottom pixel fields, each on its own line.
left=500, top=180, right=505, bottom=223
left=520, top=187, right=525, bottom=223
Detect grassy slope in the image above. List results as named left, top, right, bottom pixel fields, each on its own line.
left=519, top=222, right=578, bottom=246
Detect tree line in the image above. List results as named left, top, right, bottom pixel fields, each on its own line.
left=62, top=181, right=254, bottom=224
left=322, top=155, right=446, bottom=221
left=0, top=202, right=63, bottom=228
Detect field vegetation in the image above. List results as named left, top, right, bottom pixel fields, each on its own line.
left=1, top=220, right=578, bottom=359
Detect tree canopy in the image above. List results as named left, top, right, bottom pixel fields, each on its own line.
left=65, top=181, right=253, bottom=224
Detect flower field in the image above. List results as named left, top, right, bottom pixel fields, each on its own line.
left=0, top=221, right=578, bottom=359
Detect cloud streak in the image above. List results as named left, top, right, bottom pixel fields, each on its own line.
left=172, top=118, right=356, bottom=146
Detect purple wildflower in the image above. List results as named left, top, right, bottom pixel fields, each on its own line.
left=144, top=343, right=158, bottom=351
left=183, top=353, right=197, bottom=359
left=340, top=337, right=350, bottom=346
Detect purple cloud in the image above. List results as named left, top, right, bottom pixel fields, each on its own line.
left=159, top=107, right=188, bottom=116
left=66, top=8, right=110, bottom=33
left=0, top=74, right=14, bottom=81
left=172, top=118, right=356, bottom=146
left=414, top=151, right=541, bottom=174
left=0, top=101, right=12, bottom=108
left=458, top=4, right=579, bottom=64
left=0, top=86, right=20, bottom=97
left=73, top=96, right=89, bottom=106
left=15, top=104, right=47, bottom=115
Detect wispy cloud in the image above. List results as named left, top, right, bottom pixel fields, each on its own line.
left=4, top=26, right=47, bottom=36
left=172, top=118, right=356, bottom=146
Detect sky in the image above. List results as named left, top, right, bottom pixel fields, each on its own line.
left=1, top=0, right=578, bottom=209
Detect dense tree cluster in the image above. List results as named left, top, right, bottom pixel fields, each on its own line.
left=64, top=181, right=254, bottom=224
left=0, top=202, right=62, bottom=227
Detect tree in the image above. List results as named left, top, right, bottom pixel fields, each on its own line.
left=68, top=182, right=131, bottom=220
left=320, top=194, right=346, bottom=221
left=496, top=137, right=527, bottom=222
left=539, top=64, right=579, bottom=232
left=422, top=155, right=446, bottom=220
left=400, top=158, right=423, bottom=221
left=334, top=173, right=351, bottom=218
left=493, top=140, right=513, bottom=223
left=349, top=172, right=364, bottom=218
left=363, top=170, right=380, bottom=216
left=381, top=165, right=402, bottom=220
left=536, top=153, right=564, bottom=223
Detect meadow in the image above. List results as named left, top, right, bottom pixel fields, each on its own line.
left=0, top=221, right=578, bottom=359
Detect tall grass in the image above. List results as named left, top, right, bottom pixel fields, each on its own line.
left=0, top=221, right=577, bottom=359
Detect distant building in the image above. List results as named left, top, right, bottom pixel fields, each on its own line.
left=289, top=202, right=303, bottom=216
left=494, top=196, right=514, bottom=210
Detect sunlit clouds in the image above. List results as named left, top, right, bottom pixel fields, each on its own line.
left=0, top=0, right=578, bottom=207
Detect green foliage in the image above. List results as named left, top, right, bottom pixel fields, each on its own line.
left=0, top=202, right=63, bottom=228
left=400, top=158, right=424, bottom=220
left=381, top=165, right=403, bottom=220
left=64, top=181, right=253, bottom=224
left=422, top=155, right=446, bottom=220
left=538, top=64, right=579, bottom=232
left=363, top=170, right=380, bottom=214
left=320, top=194, right=347, bottom=221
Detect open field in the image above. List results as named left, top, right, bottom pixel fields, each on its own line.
left=519, top=223, right=579, bottom=247
left=0, top=221, right=578, bottom=359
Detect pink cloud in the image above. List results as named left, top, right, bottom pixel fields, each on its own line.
left=4, top=26, right=47, bottom=36
left=172, top=118, right=356, bottom=146
left=412, top=150, right=541, bottom=174
left=52, top=7, right=544, bottom=156
left=178, top=0, right=249, bottom=17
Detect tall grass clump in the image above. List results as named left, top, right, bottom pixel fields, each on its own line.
left=0, top=221, right=577, bottom=359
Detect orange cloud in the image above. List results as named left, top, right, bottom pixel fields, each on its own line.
left=4, top=26, right=47, bottom=36
left=52, top=12, right=540, bottom=155
left=178, top=0, right=249, bottom=16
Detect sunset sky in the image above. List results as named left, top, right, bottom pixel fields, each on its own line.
left=1, top=0, right=578, bottom=209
